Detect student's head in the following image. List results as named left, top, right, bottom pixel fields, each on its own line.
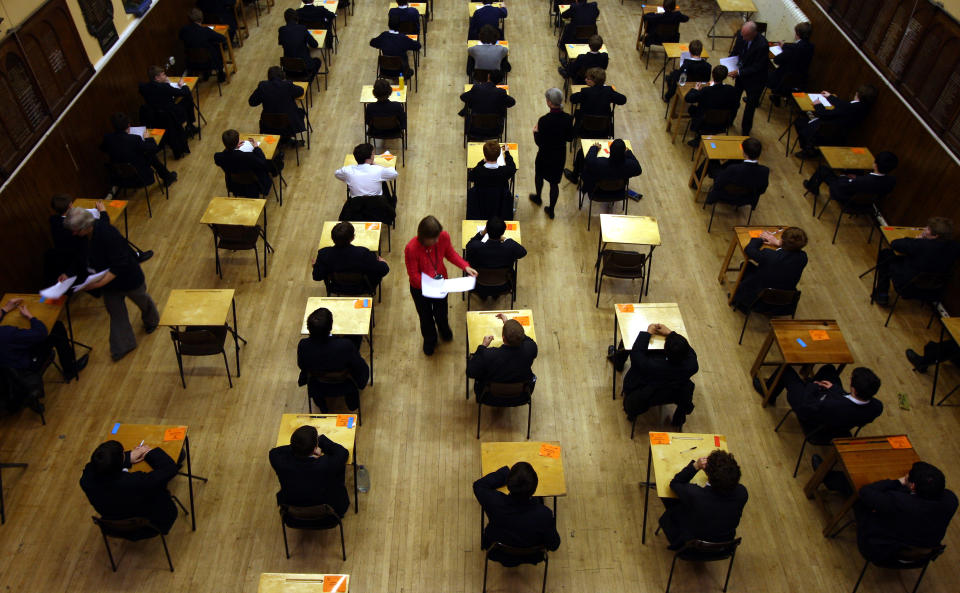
left=688, top=39, right=703, bottom=57
left=506, top=461, right=538, bottom=498
left=585, top=67, right=606, bottom=86
left=588, top=34, right=603, bottom=52
left=353, top=142, right=374, bottom=164
left=417, top=215, right=443, bottom=247
left=267, top=66, right=284, bottom=81
left=740, top=21, right=758, bottom=41
left=373, top=78, right=393, bottom=101
left=147, top=65, right=165, bottom=81
left=712, top=65, right=729, bottom=83
left=485, top=217, right=506, bottom=240
left=502, top=319, right=525, bottom=346
left=306, top=307, right=333, bottom=339
left=189, top=8, right=203, bottom=23
left=109, top=112, right=129, bottom=133
left=664, top=332, right=691, bottom=361
left=479, top=24, right=499, bottom=45
left=221, top=129, right=240, bottom=150
left=795, top=21, right=812, bottom=41
left=50, top=194, right=73, bottom=215
left=849, top=367, right=881, bottom=400
left=303, top=0, right=314, bottom=4
left=780, top=227, right=808, bottom=251
left=388, top=15, right=401, bottom=31
left=874, top=151, right=898, bottom=174
left=64, top=207, right=95, bottom=236
left=482, top=0, right=493, bottom=5
left=397, top=0, right=408, bottom=5
left=909, top=462, right=946, bottom=500
left=608, top=139, right=626, bottom=166
left=704, top=450, right=741, bottom=493
left=926, top=217, right=954, bottom=240
left=663, top=0, right=677, bottom=12
left=290, top=425, right=319, bottom=458
left=482, top=139, right=501, bottom=162
left=331, top=221, right=355, bottom=247
left=90, top=440, right=125, bottom=475
left=284, top=8, right=298, bottom=24
left=742, top=137, right=762, bottom=160
left=855, top=84, right=878, bottom=105
left=545, top=87, right=563, bottom=109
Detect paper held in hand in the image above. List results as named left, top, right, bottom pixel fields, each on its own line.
left=73, top=269, right=110, bottom=292
left=719, top=56, right=739, bottom=75
left=769, top=45, right=783, bottom=56
left=40, top=276, right=77, bottom=300
left=808, top=93, right=831, bottom=107
left=421, top=273, right=476, bottom=298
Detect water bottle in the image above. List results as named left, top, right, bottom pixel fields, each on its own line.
left=678, top=71, right=687, bottom=86
left=357, top=465, right=370, bottom=493
left=398, top=75, right=405, bottom=91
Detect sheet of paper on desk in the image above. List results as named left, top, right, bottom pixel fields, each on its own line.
left=769, top=45, right=783, bottom=56
left=168, top=82, right=182, bottom=89
left=40, top=276, right=76, bottom=300
left=238, top=140, right=255, bottom=153
left=73, top=269, right=109, bottom=292
left=719, top=56, right=739, bottom=73
left=808, top=93, right=831, bottom=107
left=128, top=126, right=147, bottom=137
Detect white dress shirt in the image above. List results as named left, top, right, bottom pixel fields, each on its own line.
left=334, top=162, right=399, bottom=197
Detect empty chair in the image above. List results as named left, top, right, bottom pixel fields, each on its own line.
left=169, top=325, right=232, bottom=388
left=108, top=162, right=167, bottom=218
left=92, top=516, right=174, bottom=572
left=482, top=543, right=549, bottom=593
left=665, top=538, right=742, bottom=593
left=595, top=249, right=644, bottom=306
left=476, top=380, right=533, bottom=439
left=279, top=504, right=346, bottom=560
left=737, top=288, right=800, bottom=344
left=210, top=224, right=266, bottom=280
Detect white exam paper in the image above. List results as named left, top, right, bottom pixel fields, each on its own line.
left=421, top=273, right=476, bottom=298
left=129, top=126, right=147, bottom=138
left=809, top=93, right=831, bottom=108
left=719, top=56, right=739, bottom=74
left=237, top=140, right=255, bottom=153
left=40, top=276, right=77, bottom=300
left=73, top=269, right=109, bottom=292
left=85, top=208, right=101, bottom=220
left=769, top=45, right=783, bottom=56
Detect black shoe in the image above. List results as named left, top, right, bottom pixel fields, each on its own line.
left=200, top=71, right=211, bottom=82
left=163, top=172, right=178, bottom=187
left=544, top=206, right=555, bottom=219
left=607, top=345, right=626, bottom=372
left=811, top=453, right=823, bottom=471
left=802, top=179, right=819, bottom=196
left=563, top=168, right=579, bottom=184
left=217, top=70, right=226, bottom=83
left=144, top=324, right=158, bottom=334
left=423, top=340, right=436, bottom=355
left=112, top=348, right=134, bottom=362
left=439, top=327, right=454, bottom=342
left=752, top=376, right=780, bottom=404
left=686, top=137, right=699, bottom=147
left=906, top=349, right=928, bottom=373
left=137, top=250, right=154, bottom=263
left=874, top=292, right=890, bottom=306
left=770, top=95, right=782, bottom=107
left=63, top=353, right=90, bottom=381
left=528, top=193, right=542, bottom=206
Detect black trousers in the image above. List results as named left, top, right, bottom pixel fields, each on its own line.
left=738, top=83, right=763, bottom=135
left=410, top=286, right=450, bottom=345
left=919, top=339, right=960, bottom=365
left=875, top=249, right=901, bottom=296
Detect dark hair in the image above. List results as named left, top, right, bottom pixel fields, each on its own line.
left=780, top=227, right=808, bottom=251
left=506, top=461, right=538, bottom=498
left=712, top=65, right=728, bottom=83
left=110, top=112, right=129, bottom=133
left=189, top=8, right=203, bottom=23
left=585, top=67, right=606, bottom=86
left=689, top=39, right=703, bottom=56
left=222, top=129, right=240, bottom=150
left=290, top=425, right=319, bottom=458
left=306, top=307, right=333, bottom=339
left=417, top=215, right=443, bottom=241
left=268, top=66, right=284, bottom=81
left=373, top=78, right=393, bottom=101
left=704, top=450, right=741, bottom=493
left=856, top=84, right=878, bottom=105
left=50, top=194, right=73, bottom=214
left=147, top=65, right=164, bottom=80
left=331, top=221, right=355, bottom=247
left=588, top=34, right=603, bottom=52
left=284, top=8, right=298, bottom=23
left=90, top=440, right=124, bottom=475
left=664, top=332, right=690, bottom=361
left=353, top=143, right=374, bottom=164
left=479, top=24, right=499, bottom=45
left=795, top=22, right=812, bottom=41
left=927, top=217, right=954, bottom=240
left=485, top=217, right=506, bottom=240
left=608, top=139, right=626, bottom=167
left=388, top=15, right=401, bottom=31
left=742, top=137, right=762, bottom=160
left=663, top=0, right=677, bottom=11
left=850, top=367, right=881, bottom=399
left=482, top=139, right=501, bottom=162
left=502, top=319, right=525, bottom=346
left=909, top=462, right=946, bottom=499
left=874, top=151, right=898, bottom=174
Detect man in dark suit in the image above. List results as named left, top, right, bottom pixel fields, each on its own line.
left=469, top=0, right=507, bottom=40
left=794, top=85, right=877, bottom=158
left=803, top=150, right=897, bottom=205
left=580, top=139, right=642, bottom=195
left=663, top=38, right=711, bottom=102
left=729, top=21, right=769, bottom=135
left=370, top=17, right=422, bottom=78
left=179, top=8, right=227, bottom=82
left=874, top=217, right=960, bottom=306
left=279, top=8, right=321, bottom=77
left=460, top=70, right=516, bottom=139
left=731, top=226, right=807, bottom=313
left=79, top=440, right=179, bottom=533
left=767, top=21, right=814, bottom=103
left=138, top=65, right=197, bottom=158
left=855, top=462, right=958, bottom=564
left=473, top=462, right=561, bottom=563
left=467, top=314, right=537, bottom=397
left=312, top=221, right=390, bottom=293
left=684, top=65, right=741, bottom=146
left=213, top=129, right=274, bottom=198
left=558, top=34, right=608, bottom=83
left=658, top=450, right=748, bottom=549
left=465, top=217, right=527, bottom=298
left=467, top=140, right=516, bottom=220
left=248, top=66, right=306, bottom=140
left=298, top=0, right=336, bottom=28
left=611, top=324, right=698, bottom=420
left=388, top=0, right=420, bottom=33
left=197, top=0, right=238, bottom=39
left=641, top=0, right=689, bottom=46
left=559, top=0, right=599, bottom=45
left=100, top=112, right=177, bottom=188
left=269, top=425, right=351, bottom=517
left=297, top=307, right=369, bottom=412
left=706, top=136, right=769, bottom=209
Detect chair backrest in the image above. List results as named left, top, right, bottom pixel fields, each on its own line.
left=480, top=381, right=533, bottom=405
left=902, top=271, right=950, bottom=297
left=92, top=515, right=161, bottom=540
left=185, top=47, right=213, bottom=68
left=487, top=541, right=548, bottom=565
left=581, top=114, right=612, bottom=134
left=171, top=326, right=228, bottom=356
left=395, top=20, right=417, bottom=34
left=471, top=68, right=494, bottom=83
left=378, top=54, right=404, bottom=72
left=594, top=177, right=628, bottom=194
left=475, top=267, right=513, bottom=289
left=891, top=544, right=946, bottom=568
left=701, top=108, right=735, bottom=129
left=468, top=113, right=504, bottom=137
left=281, top=57, right=310, bottom=79
left=309, top=367, right=356, bottom=386
left=213, top=224, right=261, bottom=249
left=651, top=22, right=680, bottom=43
left=846, top=192, right=882, bottom=210
left=280, top=504, right=341, bottom=530
left=108, top=162, right=142, bottom=185
left=676, top=537, right=742, bottom=562
left=327, top=271, right=375, bottom=295
left=574, top=24, right=598, bottom=42
left=815, top=119, right=847, bottom=145
left=260, top=112, right=291, bottom=130
left=368, top=115, right=403, bottom=134
left=228, top=171, right=263, bottom=196
left=754, top=288, right=800, bottom=311
left=600, top=250, right=646, bottom=276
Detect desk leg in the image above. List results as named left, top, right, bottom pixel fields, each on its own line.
left=553, top=496, right=557, bottom=519
left=803, top=446, right=836, bottom=498
left=466, top=318, right=470, bottom=400
left=595, top=235, right=603, bottom=291
left=694, top=156, right=710, bottom=202
left=231, top=298, right=241, bottom=376
left=728, top=263, right=749, bottom=305
left=368, top=321, right=374, bottom=385
left=749, top=328, right=775, bottom=378
left=823, top=494, right=858, bottom=537
left=185, top=436, right=197, bottom=531
left=353, top=441, right=359, bottom=513
left=761, top=364, right=787, bottom=407
left=612, top=315, right=619, bottom=400
left=719, top=234, right=738, bottom=284
left=642, top=445, right=652, bottom=544
left=688, top=142, right=704, bottom=187
left=707, top=8, right=722, bottom=49
left=0, top=462, right=28, bottom=524
left=645, top=246, right=655, bottom=297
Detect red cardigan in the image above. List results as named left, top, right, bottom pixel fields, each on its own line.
left=404, top=231, right=470, bottom=288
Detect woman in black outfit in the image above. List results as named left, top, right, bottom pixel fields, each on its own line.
left=528, top=87, right=574, bottom=219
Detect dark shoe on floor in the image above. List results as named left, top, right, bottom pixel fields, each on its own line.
left=563, top=168, right=579, bottom=184
left=802, top=179, right=819, bottom=196
left=607, top=345, right=626, bottom=372
left=217, top=70, right=227, bottom=83
left=137, top=250, right=154, bottom=263
left=905, top=349, right=928, bottom=373
left=162, top=172, right=178, bottom=187
left=144, top=324, right=158, bottom=334
left=439, top=327, right=454, bottom=342
left=811, top=453, right=823, bottom=471
left=544, top=206, right=555, bottom=219
left=752, top=376, right=765, bottom=397
left=112, top=348, right=134, bottom=362
left=874, top=292, right=890, bottom=306
left=423, top=340, right=436, bottom=355
left=528, top=193, right=542, bottom=206
left=63, top=353, right=90, bottom=381
left=686, top=137, right=699, bottom=147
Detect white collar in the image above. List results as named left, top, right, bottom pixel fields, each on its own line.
left=483, top=162, right=498, bottom=169
left=388, top=29, right=399, bottom=34
left=844, top=394, right=870, bottom=406
left=869, top=172, right=884, bottom=176
left=688, top=56, right=702, bottom=60
left=743, top=159, right=758, bottom=164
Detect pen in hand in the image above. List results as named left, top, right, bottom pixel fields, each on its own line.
left=682, top=446, right=698, bottom=453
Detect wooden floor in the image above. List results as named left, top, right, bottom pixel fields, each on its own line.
left=1, top=1, right=959, bottom=592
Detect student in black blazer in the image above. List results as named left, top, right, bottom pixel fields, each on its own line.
left=467, top=314, right=537, bottom=397
left=197, top=0, right=237, bottom=39
left=663, top=38, right=711, bottom=102
left=804, top=150, right=897, bottom=204
left=249, top=66, right=306, bottom=139
left=100, top=112, right=177, bottom=187
left=559, top=0, right=599, bottom=45
left=474, top=462, right=561, bottom=563
left=460, top=70, right=516, bottom=138
left=365, top=78, right=406, bottom=138
left=468, top=0, right=507, bottom=40
left=767, top=22, right=814, bottom=101
left=297, top=307, right=369, bottom=412
left=312, top=221, right=390, bottom=292
left=855, top=462, right=958, bottom=564
left=269, top=425, right=351, bottom=517
left=298, top=0, right=335, bottom=28
left=79, top=440, right=179, bottom=533
left=529, top=88, right=574, bottom=218
left=659, top=450, right=748, bottom=549
left=729, top=21, right=769, bottom=135
left=795, top=84, right=876, bottom=157
left=138, top=65, right=197, bottom=143
left=614, top=323, right=698, bottom=394
left=641, top=0, right=688, bottom=46
left=370, top=18, right=422, bottom=78
left=465, top=218, right=527, bottom=298
left=388, top=0, right=420, bottom=33
left=758, top=365, right=882, bottom=433
left=732, top=226, right=807, bottom=314
left=559, top=34, right=607, bottom=83
left=279, top=9, right=321, bottom=76
left=179, top=9, right=226, bottom=81
left=875, top=217, right=960, bottom=305
left=581, top=139, right=641, bottom=195
left=564, top=67, right=626, bottom=182
left=684, top=65, right=741, bottom=146
left=706, top=136, right=769, bottom=208
left=214, top=129, right=274, bottom=198
left=467, top=140, right=516, bottom=220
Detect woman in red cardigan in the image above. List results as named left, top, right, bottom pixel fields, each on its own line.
left=404, top=215, right=477, bottom=355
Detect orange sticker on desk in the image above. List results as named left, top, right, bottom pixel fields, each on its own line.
left=512, top=316, right=530, bottom=326
left=809, top=330, right=830, bottom=341
left=149, top=128, right=164, bottom=135
left=507, top=143, right=518, bottom=151
left=650, top=432, right=670, bottom=445
left=323, top=576, right=348, bottom=592
left=311, top=29, right=324, bottom=34
left=539, top=443, right=561, bottom=458
left=616, top=304, right=634, bottom=313
left=506, top=223, right=517, bottom=230
left=679, top=44, right=688, bottom=51
left=381, top=155, right=395, bottom=161
left=793, top=92, right=805, bottom=97
left=748, top=230, right=763, bottom=238
left=109, top=200, right=126, bottom=208
left=714, top=436, right=722, bottom=447
left=163, top=427, right=186, bottom=441
left=182, top=77, right=197, bottom=83
left=336, top=414, right=351, bottom=427
left=887, top=436, right=912, bottom=449
left=851, top=147, right=866, bottom=154
left=264, top=136, right=277, bottom=143
left=354, top=298, right=371, bottom=308
left=883, top=226, right=894, bottom=230
left=365, top=222, right=381, bottom=230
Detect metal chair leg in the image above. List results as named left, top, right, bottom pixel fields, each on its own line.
left=541, top=555, right=549, bottom=593
left=774, top=409, right=793, bottom=432
left=339, top=521, right=346, bottom=561
left=850, top=559, right=869, bottom=593
left=482, top=553, right=490, bottom=593
left=101, top=532, right=118, bottom=571
left=221, top=349, right=233, bottom=388
left=282, top=520, right=291, bottom=559
left=476, top=402, right=482, bottom=439
left=884, top=294, right=901, bottom=327
left=832, top=210, right=844, bottom=244
left=722, top=549, right=737, bottom=592
left=738, top=309, right=752, bottom=344
left=793, top=438, right=808, bottom=477
left=159, top=532, right=174, bottom=572
left=665, top=553, right=680, bottom=593
left=526, top=402, right=532, bottom=439
left=911, top=561, right=931, bottom=593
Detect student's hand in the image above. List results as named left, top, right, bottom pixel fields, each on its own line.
left=310, top=258, right=316, bottom=265
left=312, top=445, right=323, bottom=457
left=17, top=304, right=33, bottom=320
left=759, top=231, right=781, bottom=247
left=647, top=323, right=659, bottom=334
left=592, top=142, right=602, bottom=150
left=95, top=200, right=106, bottom=212
left=482, top=335, right=494, bottom=347
left=694, top=82, right=704, bottom=90
left=533, top=123, right=539, bottom=133
left=898, top=474, right=910, bottom=486
left=813, top=380, right=833, bottom=390
left=465, top=266, right=478, bottom=277
left=821, top=91, right=832, bottom=97
left=495, top=313, right=509, bottom=322
left=130, top=445, right=152, bottom=464
left=728, top=70, right=739, bottom=78
left=694, top=457, right=708, bottom=470
left=377, top=256, right=387, bottom=263
left=57, top=274, right=69, bottom=283
left=1, top=298, right=22, bottom=313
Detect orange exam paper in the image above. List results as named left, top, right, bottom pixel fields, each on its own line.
left=809, top=330, right=830, bottom=341
left=538, top=443, right=561, bottom=458
left=323, top=576, right=348, bottom=592
left=650, top=432, right=670, bottom=445
left=336, top=415, right=351, bottom=427
left=163, top=427, right=186, bottom=441
left=616, top=304, right=634, bottom=313
left=887, top=436, right=912, bottom=449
